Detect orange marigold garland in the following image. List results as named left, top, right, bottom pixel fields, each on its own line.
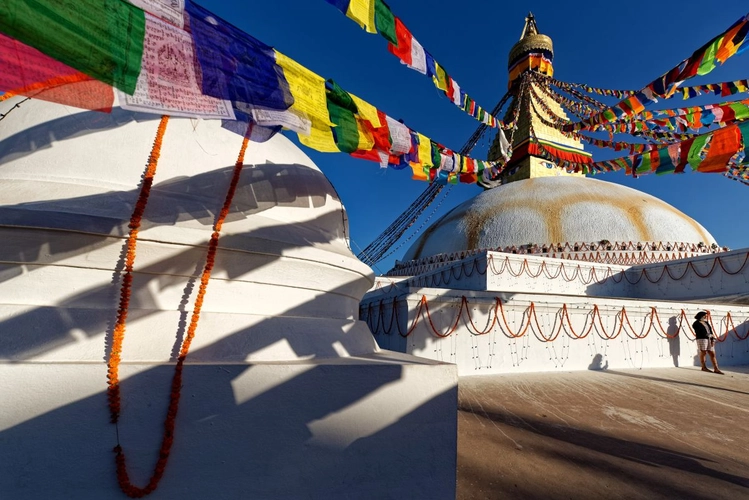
left=108, top=115, right=170, bottom=422
left=112, top=127, right=252, bottom=498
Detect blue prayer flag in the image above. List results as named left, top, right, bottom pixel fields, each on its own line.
left=186, top=1, right=293, bottom=112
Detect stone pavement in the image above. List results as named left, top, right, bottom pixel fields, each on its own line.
left=457, top=366, right=749, bottom=500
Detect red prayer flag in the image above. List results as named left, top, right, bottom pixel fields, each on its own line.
left=698, top=125, right=741, bottom=173
left=351, top=110, right=390, bottom=162
left=0, top=34, right=113, bottom=111
left=386, top=17, right=412, bottom=65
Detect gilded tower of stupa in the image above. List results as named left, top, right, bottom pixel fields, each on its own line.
left=488, top=13, right=590, bottom=184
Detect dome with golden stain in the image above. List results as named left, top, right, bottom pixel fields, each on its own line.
left=401, top=176, right=717, bottom=261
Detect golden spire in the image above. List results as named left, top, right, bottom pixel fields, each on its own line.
left=486, top=14, right=586, bottom=186
left=508, top=13, right=553, bottom=70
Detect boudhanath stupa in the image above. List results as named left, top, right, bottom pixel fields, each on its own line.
left=1, top=4, right=749, bottom=500
left=361, top=15, right=749, bottom=375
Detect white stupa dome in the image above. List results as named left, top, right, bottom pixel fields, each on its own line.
left=0, top=96, right=376, bottom=364
left=402, top=176, right=717, bottom=261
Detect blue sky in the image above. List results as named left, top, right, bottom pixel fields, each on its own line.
left=210, top=0, right=749, bottom=273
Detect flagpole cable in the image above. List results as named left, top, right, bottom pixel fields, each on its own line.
left=357, top=91, right=515, bottom=266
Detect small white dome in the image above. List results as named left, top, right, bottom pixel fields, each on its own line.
left=403, top=176, right=716, bottom=261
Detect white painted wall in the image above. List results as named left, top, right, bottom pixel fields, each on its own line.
left=363, top=289, right=749, bottom=376
left=625, top=249, right=749, bottom=302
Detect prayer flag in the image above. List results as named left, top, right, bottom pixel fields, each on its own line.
left=416, top=133, right=433, bottom=168
left=385, top=116, right=411, bottom=154
left=686, top=134, right=711, bottom=171
left=326, top=80, right=360, bottom=154
left=273, top=52, right=337, bottom=151
left=737, top=121, right=749, bottom=159
left=187, top=1, right=292, bottom=113
left=0, top=0, right=145, bottom=94
left=128, top=0, right=185, bottom=27
left=408, top=37, right=427, bottom=74
left=729, top=102, right=749, bottom=120
left=698, top=125, right=741, bottom=173
left=697, top=35, right=723, bottom=76
left=374, top=0, right=397, bottom=45
left=350, top=93, right=381, bottom=127
left=716, top=19, right=747, bottom=63
left=347, top=0, right=376, bottom=33
left=118, top=13, right=235, bottom=119
left=0, top=34, right=113, bottom=111
left=450, top=80, right=462, bottom=106
left=433, top=63, right=448, bottom=92
left=387, top=17, right=412, bottom=65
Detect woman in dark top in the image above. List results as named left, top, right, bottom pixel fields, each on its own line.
left=693, top=311, right=723, bottom=374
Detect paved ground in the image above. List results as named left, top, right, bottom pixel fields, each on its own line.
left=457, top=366, right=749, bottom=500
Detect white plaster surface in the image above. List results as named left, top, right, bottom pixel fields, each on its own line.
left=364, top=289, right=749, bottom=376
left=363, top=249, right=749, bottom=376
left=0, top=359, right=457, bottom=499
left=0, top=97, right=458, bottom=499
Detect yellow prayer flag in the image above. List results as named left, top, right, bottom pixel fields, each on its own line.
left=347, top=0, right=376, bottom=34
left=275, top=51, right=333, bottom=126
left=432, top=63, right=448, bottom=92
left=350, top=93, right=382, bottom=127
left=355, top=118, right=375, bottom=151
left=417, top=133, right=433, bottom=168
left=298, top=118, right=339, bottom=152
left=410, top=162, right=428, bottom=181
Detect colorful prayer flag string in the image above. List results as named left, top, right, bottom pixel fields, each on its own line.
left=323, top=0, right=505, bottom=130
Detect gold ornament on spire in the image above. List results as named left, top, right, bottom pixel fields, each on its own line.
left=508, top=12, right=554, bottom=69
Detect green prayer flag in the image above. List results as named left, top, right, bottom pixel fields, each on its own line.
left=327, top=101, right=359, bottom=154
left=738, top=121, right=749, bottom=158
left=636, top=153, right=651, bottom=173
left=464, top=96, right=473, bottom=112
left=697, top=36, right=723, bottom=76
left=729, top=103, right=749, bottom=120
left=327, top=79, right=357, bottom=112
left=655, top=147, right=675, bottom=175
left=431, top=142, right=441, bottom=167
left=326, top=80, right=359, bottom=154
left=0, top=0, right=145, bottom=94
left=374, top=0, right=397, bottom=45
left=687, top=134, right=711, bottom=170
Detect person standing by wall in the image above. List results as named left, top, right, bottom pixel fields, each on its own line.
left=693, top=311, right=724, bottom=374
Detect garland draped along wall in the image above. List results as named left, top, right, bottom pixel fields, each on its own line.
left=361, top=295, right=749, bottom=343
left=392, top=251, right=749, bottom=289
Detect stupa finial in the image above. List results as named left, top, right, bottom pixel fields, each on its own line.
left=519, top=12, right=539, bottom=40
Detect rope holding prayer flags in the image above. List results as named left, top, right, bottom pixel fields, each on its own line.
left=1, top=0, right=748, bottom=189
left=323, top=0, right=505, bottom=131
left=564, top=12, right=749, bottom=132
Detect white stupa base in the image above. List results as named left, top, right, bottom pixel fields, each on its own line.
left=0, top=98, right=458, bottom=499
left=0, top=356, right=457, bottom=499
left=365, top=289, right=749, bottom=376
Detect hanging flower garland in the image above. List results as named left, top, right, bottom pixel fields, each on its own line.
left=108, top=121, right=252, bottom=498
left=107, top=115, right=170, bottom=421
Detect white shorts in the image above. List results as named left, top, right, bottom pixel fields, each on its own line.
left=696, top=338, right=715, bottom=352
